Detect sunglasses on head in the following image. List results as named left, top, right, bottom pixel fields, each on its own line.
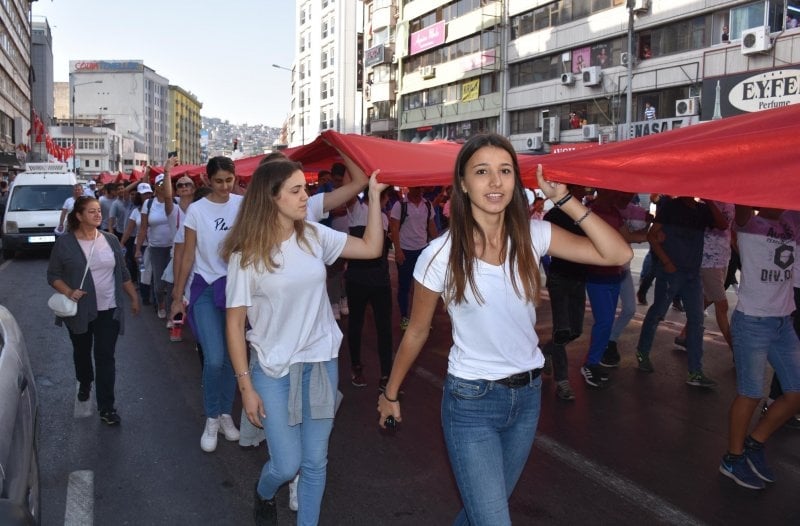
left=176, top=182, right=193, bottom=189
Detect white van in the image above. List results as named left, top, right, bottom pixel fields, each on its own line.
left=2, top=163, right=77, bottom=259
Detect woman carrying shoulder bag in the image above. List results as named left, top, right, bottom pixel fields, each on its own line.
left=48, top=196, right=140, bottom=425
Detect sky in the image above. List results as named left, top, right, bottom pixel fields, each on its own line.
left=33, top=0, right=296, bottom=127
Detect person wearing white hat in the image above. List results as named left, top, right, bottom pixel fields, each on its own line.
left=135, top=166, right=177, bottom=319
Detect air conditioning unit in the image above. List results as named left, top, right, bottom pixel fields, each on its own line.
left=419, top=65, right=436, bottom=79
left=542, top=117, right=560, bottom=143
left=525, top=135, right=543, bottom=150
left=582, top=66, right=603, bottom=87
left=675, top=97, right=700, bottom=117
left=620, top=52, right=634, bottom=67
left=631, top=0, right=650, bottom=13
left=741, top=26, right=772, bottom=55
left=583, top=124, right=600, bottom=140
left=560, top=73, right=575, bottom=86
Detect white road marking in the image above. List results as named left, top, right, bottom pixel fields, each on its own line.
left=64, top=470, right=93, bottom=526
left=0, top=259, right=11, bottom=271
left=413, top=365, right=706, bottom=525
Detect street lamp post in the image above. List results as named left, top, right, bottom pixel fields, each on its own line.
left=272, top=64, right=303, bottom=145
left=624, top=1, right=635, bottom=141
left=71, top=77, right=103, bottom=174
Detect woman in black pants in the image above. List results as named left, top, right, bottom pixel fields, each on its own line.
left=48, top=196, right=140, bottom=425
left=345, top=189, right=394, bottom=390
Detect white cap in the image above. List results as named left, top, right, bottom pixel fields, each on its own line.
left=137, top=183, right=153, bottom=194
left=155, top=173, right=166, bottom=185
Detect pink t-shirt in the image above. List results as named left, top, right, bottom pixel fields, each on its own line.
left=78, top=234, right=117, bottom=311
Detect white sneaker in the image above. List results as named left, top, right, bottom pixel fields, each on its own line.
left=332, top=302, right=341, bottom=320
left=288, top=474, right=299, bottom=511
left=219, top=414, right=240, bottom=441
left=166, top=319, right=173, bottom=329
left=157, top=308, right=167, bottom=319
left=201, top=418, right=219, bottom=452
left=339, top=297, right=349, bottom=316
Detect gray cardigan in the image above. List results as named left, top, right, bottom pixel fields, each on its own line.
left=47, top=231, right=131, bottom=335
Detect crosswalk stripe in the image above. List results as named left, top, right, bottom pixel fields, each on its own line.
left=64, top=470, right=93, bottom=526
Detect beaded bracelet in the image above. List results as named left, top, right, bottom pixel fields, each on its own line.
left=234, top=370, right=250, bottom=379
left=554, top=193, right=573, bottom=208
left=574, top=209, right=592, bottom=226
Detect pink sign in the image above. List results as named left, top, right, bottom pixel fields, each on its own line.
left=410, top=21, right=446, bottom=55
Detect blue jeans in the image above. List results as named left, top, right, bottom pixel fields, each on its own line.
left=192, top=286, right=235, bottom=418
left=396, top=248, right=422, bottom=318
left=252, top=360, right=337, bottom=526
left=731, top=310, right=800, bottom=398
left=442, top=373, right=542, bottom=526
left=585, top=279, right=621, bottom=365
left=610, top=269, right=636, bottom=342
left=637, top=266, right=705, bottom=373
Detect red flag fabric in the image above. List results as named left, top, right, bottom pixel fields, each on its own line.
left=287, top=104, right=800, bottom=210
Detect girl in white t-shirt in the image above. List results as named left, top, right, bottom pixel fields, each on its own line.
left=377, top=134, right=632, bottom=525
left=171, top=157, right=242, bottom=454
left=224, top=158, right=387, bottom=525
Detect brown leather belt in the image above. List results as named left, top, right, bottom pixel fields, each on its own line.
left=494, top=369, right=542, bottom=388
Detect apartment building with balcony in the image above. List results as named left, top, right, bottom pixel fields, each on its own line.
left=363, top=0, right=399, bottom=137
left=505, top=0, right=800, bottom=151
left=396, top=0, right=503, bottom=143
left=0, top=0, right=32, bottom=175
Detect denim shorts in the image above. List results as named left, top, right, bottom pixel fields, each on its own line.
left=731, top=310, right=800, bottom=398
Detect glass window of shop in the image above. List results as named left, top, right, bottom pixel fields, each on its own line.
left=511, top=0, right=626, bottom=39
left=409, top=0, right=486, bottom=33
left=405, top=30, right=498, bottom=73
left=401, top=116, right=499, bottom=142
left=401, top=72, right=498, bottom=110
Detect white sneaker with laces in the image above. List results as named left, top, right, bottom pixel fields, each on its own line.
left=340, top=297, right=349, bottom=316
left=201, top=418, right=219, bottom=452
left=289, top=474, right=299, bottom=511
left=219, top=414, right=240, bottom=441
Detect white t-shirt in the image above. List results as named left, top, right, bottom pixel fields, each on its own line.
left=701, top=201, right=735, bottom=269
left=348, top=199, right=388, bottom=230
left=391, top=199, right=431, bottom=250
left=142, top=198, right=177, bottom=248
left=735, top=214, right=797, bottom=317
left=782, top=210, right=800, bottom=288
left=62, top=196, right=76, bottom=212
left=414, top=220, right=551, bottom=380
left=226, top=223, right=347, bottom=378
left=306, top=192, right=328, bottom=222
left=184, top=194, right=243, bottom=284
left=127, top=208, right=143, bottom=243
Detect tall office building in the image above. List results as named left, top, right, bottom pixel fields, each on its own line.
left=69, top=60, right=170, bottom=164
left=0, top=0, right=33, bottom=175
left=168, top=85, right=203, bottom=165
left=288, top=0, right=364, bottom=146
left=362, top=0, right=400, bottom=138
left=30, top=16, right=53, bottom=161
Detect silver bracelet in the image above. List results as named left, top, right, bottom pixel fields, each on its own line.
left=234, top=370, right=250, bottom=379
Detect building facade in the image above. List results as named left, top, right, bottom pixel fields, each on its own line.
left=390, top=0, right=800, bottom=150
left=362, top=0, right=400, bottom=138
left=53, top=81, right=68, bottom=120
left=168, top=85, right=203, bottom=165
left=69, top=60, right=169, bottom=165
left=30, top=15, right=52, bottom=162
left=0, top=0, right=32, bottom=175
left=50, top=124, right=123, bottom=175
left=288, top=0, right=364, bottom=146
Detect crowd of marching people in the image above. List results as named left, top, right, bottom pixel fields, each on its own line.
left=48, top=134, right=799, bottom=525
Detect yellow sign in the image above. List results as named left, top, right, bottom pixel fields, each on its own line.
left=461, top=79, right=480, bottom=102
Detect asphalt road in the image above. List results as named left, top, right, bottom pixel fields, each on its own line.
left=1, top=248, right=798, bottom=525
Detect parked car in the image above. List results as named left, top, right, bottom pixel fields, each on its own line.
left=0, top=305, right=39, bottom=524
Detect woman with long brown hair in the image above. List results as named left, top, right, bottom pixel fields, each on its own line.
left=378, top=133, right=631, bottom=525
left=224, top=157, right=386, bottom=525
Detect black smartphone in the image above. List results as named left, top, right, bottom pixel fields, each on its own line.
left=168, top=150, right=178, bottom=158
